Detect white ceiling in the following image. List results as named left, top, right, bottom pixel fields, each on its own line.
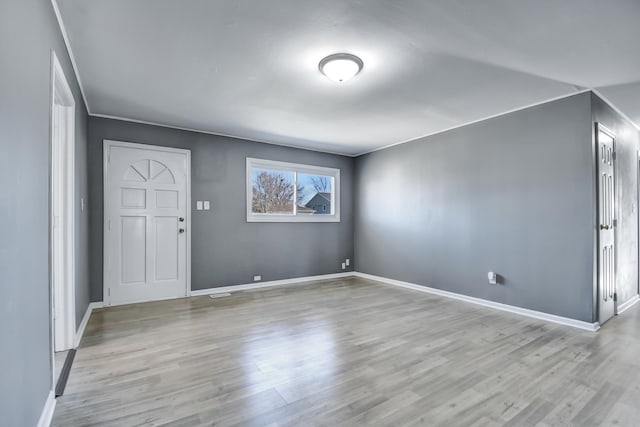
left=57, top=0, right=640, bottom=156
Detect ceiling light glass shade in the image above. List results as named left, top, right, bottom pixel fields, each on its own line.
left=319, top=53, right=363, bottom=83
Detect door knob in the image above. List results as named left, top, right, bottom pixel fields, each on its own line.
left=179, top=228, right=185, bottom=233
left=179, top=217, right=184, bottom=222
left=600, top=224, right=609, bottom=230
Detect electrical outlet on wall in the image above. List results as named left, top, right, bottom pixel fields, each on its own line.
left=253, top=275, right=261, bottom=282
left=345, top=259, right=350, bottom=267
left=488, top=271, right=497, bottom=285
left=341, top=263, right=346, bottom=270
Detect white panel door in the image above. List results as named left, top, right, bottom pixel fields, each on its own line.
left=597, top=125, right=616, bottom=324
left=104, top=141, right=190, bottom=306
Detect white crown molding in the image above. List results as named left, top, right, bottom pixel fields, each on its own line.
left=352, top=272, right=600, bottom=331
left=92, top=92, right=595, bottom=159
left=90, top=113, right=357, bottom=157
left=90, top=89, right=640, bottom=159
left=591, top=89, right=640, bottom=132
left=37, top=390, right=56, bottom=427
left=617, top=294, right=640, bottom=315
left=47, top=10, right=639, bottom=160
left=354, top=89, right=593, bottom=156
left=50, top=0, right=91, bottom=114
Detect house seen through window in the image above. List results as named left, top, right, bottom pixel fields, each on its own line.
left=247, top=158, right=340, bottom=222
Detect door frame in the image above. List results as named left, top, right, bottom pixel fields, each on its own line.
left=637, top=150, right=640, bottom=298
left=49, top=51, right=76, bottom=372
left=103, top=139, right=192, bottom=306
left=595, top=122, right=617, bottom=322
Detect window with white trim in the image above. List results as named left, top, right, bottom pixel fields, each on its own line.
left=246, top=158, right=340, bottom=222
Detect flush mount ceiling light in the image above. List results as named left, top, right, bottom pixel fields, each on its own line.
left=318, top=53, right=364, bottom=83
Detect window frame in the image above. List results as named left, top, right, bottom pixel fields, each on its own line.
left=246, top=157, right=341, bottom=223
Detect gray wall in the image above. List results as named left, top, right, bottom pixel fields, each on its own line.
left=88, top=117, right=354, bottom=301
left=0, top=0, right=90, bottom=424
left=591, top=94, right=640, bottom=308
left=355, top=93, right=595, bottom=322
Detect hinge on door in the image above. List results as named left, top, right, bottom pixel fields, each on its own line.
left=612, top=151, right=617, bottom=161
left=614, top=292, right=617, bottom=302
left=108, top=288, right=111, bottom=297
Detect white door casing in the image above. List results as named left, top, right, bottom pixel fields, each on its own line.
left=50, top=51, right=76, bottom=354
left=104, top=140, right=191, bottom=306
left=596, top=124, right=616, bottom=324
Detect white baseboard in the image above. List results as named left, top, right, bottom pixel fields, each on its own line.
left=90, top=301, right=104, bottom=309
left=190, top=272, right=355, bottom=296
left=37, top=390, right=56, bottom=427
left=617, top=294, right=640, bottom=315
left=92, top=271, right=600, bottom=331
left=353, top=272, right=600, bottom=332
left=74, top=302, right=103, bottom=348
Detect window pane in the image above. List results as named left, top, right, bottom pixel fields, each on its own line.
left=297, top=173, right=334, bottom=215
left=246, top=158, right=340, bottom=222
left=251, top=168, right=295, bottom=214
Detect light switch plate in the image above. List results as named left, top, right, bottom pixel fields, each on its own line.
left=204, top=201, right=210, bottom=210
left=488, top=271, right=497, bottom=285
left=345, top=259, right=350, bottom=266
left=196, top=201, right=203, bottom=211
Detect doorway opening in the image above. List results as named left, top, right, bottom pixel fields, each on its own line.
left=50, top=52, right=76, bottom=390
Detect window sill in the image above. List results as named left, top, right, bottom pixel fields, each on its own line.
left=247, top=215, right=341, bottom=223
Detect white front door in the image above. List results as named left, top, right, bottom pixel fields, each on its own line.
left=104, top=141, right=190, bottom=306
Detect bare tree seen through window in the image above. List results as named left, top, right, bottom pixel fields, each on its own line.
left=311, top=176, right=331, bottom=193
left=252, top=170, right=304, bottom=214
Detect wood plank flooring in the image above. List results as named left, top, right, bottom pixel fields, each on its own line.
left=53, top=277, right=640, bottom=426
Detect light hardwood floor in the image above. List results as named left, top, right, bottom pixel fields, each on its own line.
left=53, top=277, right=640, bottom=426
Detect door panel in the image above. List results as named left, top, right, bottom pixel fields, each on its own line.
left=121, top=216, right=147, bottom=284
left=121, top=188, right=146, bottom=209
left=597, top=124, right=616, bottom=324
left=105, top=142, right=189, bottom=305
left=155, top=217, right=179, bottom=281
left=156, top=190, right=179, bottom=209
